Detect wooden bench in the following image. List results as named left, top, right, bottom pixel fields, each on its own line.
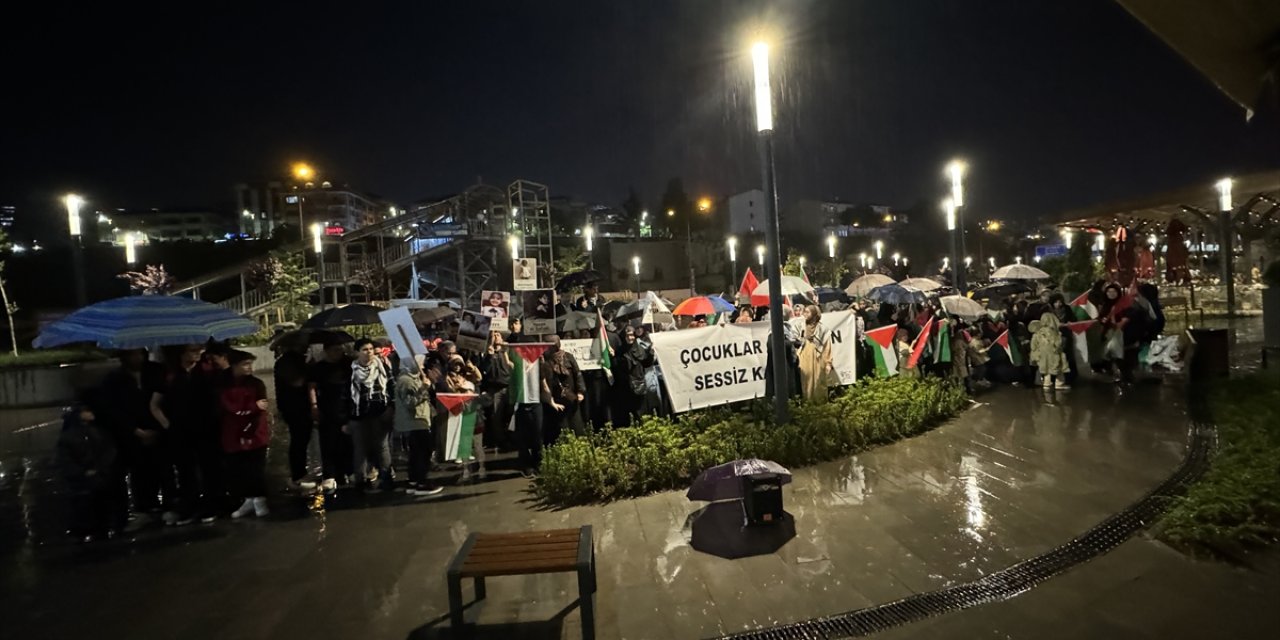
left=447, top=526, right=596, bottom=639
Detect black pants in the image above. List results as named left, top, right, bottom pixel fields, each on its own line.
left=318, top=419, right=353, bottom=481
left=68, top=481, right=116, bottom=536
left=167, top=429, right=203, bottom=517
left=131, top=436, right=177, bottom=512
left=406, top=429, right=434, bottom=485
left=544, top=400, right=582, bottom=446
left=611, top=388, right=642, bottom=428
left=515, top=403, right=544, bottom=470
left=284, top=411, right=317, bottom=482
left=225, top=448, right=267, bottom=499
left=582, top=371, right=611, bottom=431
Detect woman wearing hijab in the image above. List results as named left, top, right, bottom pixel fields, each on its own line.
left=345, top=338, right=393, bottom=492
left=797, top=305, right=834, bottom=403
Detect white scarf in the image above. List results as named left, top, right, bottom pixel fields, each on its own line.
left=350, top=357, right=389, bottom=415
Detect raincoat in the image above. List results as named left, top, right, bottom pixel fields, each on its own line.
left=1029, top=312, right=1068, bottom=377
left=797, top=321, right=834, bottom=403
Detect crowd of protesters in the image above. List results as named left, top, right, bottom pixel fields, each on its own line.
left=55, top=278, right=1165, bottom=542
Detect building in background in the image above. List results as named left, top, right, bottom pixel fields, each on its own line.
left=727, top=189, right=766, bottom=235
left=106, top=209, right=230, bottom=244
left=293, top=182, right=390, bottom=235
left=234, top=181, right=287, bottom=237
left=0, top=205, right=14, bottom=230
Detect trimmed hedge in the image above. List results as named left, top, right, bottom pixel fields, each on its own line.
left=535, top=376, right=969, bottom=507
left=1157, top=374, right=1280, bottom=557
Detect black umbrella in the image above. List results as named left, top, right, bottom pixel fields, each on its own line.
left=268, top=328, right=355, bottom=350
left=411, top=306, right=457, bottom=326
left=866, top=283, right=926, bottom=306
left=812, top=286, right=848, bottom=304
left=554, top=269, right=602, bottom=292
left=687, top=459, right=792, bottom=502
left=971, top=281, right=1033, bottom=300
left=303, top=304, right=385, bottom=328
left=685, top=501, right=796, bottom=560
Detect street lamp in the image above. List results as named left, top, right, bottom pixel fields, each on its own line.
left=873, top=240, right=884, bottom=260
left=752, top=38, right=790, bottom=424
left=1217, top=177, right=1236, bottom=314
left=124, top=233, right=137, bottom=265
left=757, top=244, right=766, bottom=265
left=632, top=255, right=641, bottom=294
left=507, top=235, right=520, bottom=256
left=64, top=194, right=87, bottom=306
left=859, top=252, right=867, bottom=270
left=826, top=234, right=838, bottom=286
left=291, top=162, right=315, bottom=242
left=892, top=252, right=901, bottom=266
left=946, top=160, right=968, bottom=292
left=311, top=223, right=323, bottom=255
left=727, top=236, right=738, bottom=289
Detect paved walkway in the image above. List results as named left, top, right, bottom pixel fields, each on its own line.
left=3, top=376, right=1226, bottom=639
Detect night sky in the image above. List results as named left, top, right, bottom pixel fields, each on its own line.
left=5, top=0, right=1278, bottom=233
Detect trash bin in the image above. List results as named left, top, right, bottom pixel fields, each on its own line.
left=1188, top=328, right=1229, bottom=377
left=741, top=473, right=784, bottom=526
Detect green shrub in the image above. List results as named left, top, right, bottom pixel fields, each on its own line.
left=1157, top=374, right=1280, bottom=557
left=536, top=376, right=969, bottom=507
left=0, top=348, right=109, bottom=369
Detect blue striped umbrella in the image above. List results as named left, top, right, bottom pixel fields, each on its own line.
left=33, top=295, right=259, bottom=349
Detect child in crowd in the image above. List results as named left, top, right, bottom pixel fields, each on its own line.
left=220, top=350, right=271, bottom=518
left=57, top=395, right=119, bottom=541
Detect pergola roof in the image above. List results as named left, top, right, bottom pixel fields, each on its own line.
left=1051, top=169, right=1280, bottom=232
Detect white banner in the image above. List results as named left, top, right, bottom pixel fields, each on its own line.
left=560, top=338, right=601, bottom=371
left=650, top=310, right=857, bottom=413
left=378, top=306, right=427, bottom=365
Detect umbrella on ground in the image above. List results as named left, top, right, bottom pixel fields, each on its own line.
left=971, top=281, right=1034, bottom=300
left=33, top=295, right=259, bottom=350
left=554, top=269, right=602, bottom=292
left=687, top=458, right=793, bottom=502
left=269, top=328, right=355, bottom=350
left=991, top=264, right=1051, bottom=280
left=411, top=306, right=457, bottom=326
left=304, top=304, right=385, bottom=328
left=671, top=295, right=736, bottom=316
left=899, top=277, right=944, bottom=292
left=750, top=276, right=816, bottom=306
left=938, top=295, right=988, bottom=321
left=812, top=287, right=848, bottom=304
left=556, top=310, right=598, bottom=333
left=845, top=274, right=896, bottom=298
left=685, top=501, right=796, bottom=560
left=866, top=283, right=926, bottom=305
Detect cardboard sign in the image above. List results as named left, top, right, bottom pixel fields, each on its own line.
left=513, top=258, right=538, bottom=291
left=378, top=306, right=427, bottom=365
left=457, top=310, right=492, bottom=353
left=480, top=290, right=510, bottom=331
left=521, top=289, right=556, bottom=336
left=560, top=338, right=601, bottom=371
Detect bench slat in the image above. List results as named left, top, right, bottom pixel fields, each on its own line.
left=460, top=557, right=581, bottom=577
left=467, top=541, right=582, bottom=556
left=463, top=550, right=580, bottom=568
left=473, top=529, right=581, bottom=541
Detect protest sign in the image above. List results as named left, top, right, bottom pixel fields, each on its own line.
left=457, top=310, right=491, bottom=353
left=480, top=290, right=510, bottom=331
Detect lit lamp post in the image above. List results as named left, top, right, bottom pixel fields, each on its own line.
left=64, top=194, right=87, bottom=307
left=946, top=160, right=968, bottom=292
left=292, top=162, right=315, bottom=242
left=943, top=196, right=960, bottom=290
left=1216, top=177, right=1235, bottom=315
left=124, top=233, right=137, bottom=266
left=632, top=255, right=641, bottom=294
left=826, top=234, right=837, bottom=286
left=874, top=239, right=884, bottom=260
left=752, top=39, right=790, bottom=423
left=727, top=236, right=738, bottom=292
left=757, top=244, right=766, bottom=266
left=584, top=224, right=595, bottom=269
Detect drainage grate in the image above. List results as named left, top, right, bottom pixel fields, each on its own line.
left=718, top=418, right=1217, bottom=640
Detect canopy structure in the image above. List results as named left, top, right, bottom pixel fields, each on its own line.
left=1052, top=169, right=1280, bottom=235
left=1117, top=0, right=1280, bottom=117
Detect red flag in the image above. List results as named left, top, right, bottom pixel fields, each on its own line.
left=739, top=268, right=760, bottom=299
left=907, top=318, right=934, bottom=369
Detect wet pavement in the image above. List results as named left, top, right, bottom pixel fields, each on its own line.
left=1, top=372, right=1224, bottom=640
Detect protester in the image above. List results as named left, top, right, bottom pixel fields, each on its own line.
left=764, top=305, right=803, bottom=399
left=394, top=355, right=443, bottom=496
left=98, top=348, right=169, bottom=524
left=894, top=328, right=914, bottom=377
left=575, top=282, right=602, bottom=312
left=797, top=305, right=834, bottom=403
left=346, top=338, right=393, bottom=492
left=1030, top=312, right=1070, bottom=389
left=438, top=353, right=486, bottom=480
left=149, top=343, right=219, bottom=525
left=57, top=394, right=118, bottom=541
left=273, top=340, right=317, bottom=492
left=513, top=348, right=555, bottom=479
left=478, top=330, right=512, bottom=448
left=543, top=335, right=586, bottom=443
left=611, top=325, right=653, bottom=427
left=220, top=350, right=271, bottom=519
left=308, top=336, right=354, bottom=494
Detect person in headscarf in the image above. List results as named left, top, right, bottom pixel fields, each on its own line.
left=1030, top=312, right=1069, bottom=389
left=610, top=325, right=653, bottom=427
left=345, top=338, right=392, bottom=492
left=542, top=336, right=586, bottom=444
left=394, top=355, right=443, bottom=496
left=436, top=352, right=486, bottom=480
left=797, top=305, right=834, bottom=403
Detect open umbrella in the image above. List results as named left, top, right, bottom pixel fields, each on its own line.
left=268, top=328, right=355, bottom=350
left=687, top=458, right=792, bottom=502
left=899, top=277, right=944, bottom=292
left=971, top=281, right=1034, bottom=300
left=866, top=283, right=926, bottom=305
left=671, top=295, right=736, bottom=316
left=991, top=264, right=1051, bottom=280
left=845, top=274, right=896, bottom=298
left=750, top=276, right=815, bottom=306
left=686, top=501, right=796, bottom=560
left=938, top=295, right=988, bottom=320
left=411, top=305, right=457, bottom=326
left=554, top=269, right=602, bottom=292
left=556, top=310, right=598, bottom=333
left=33, top=295, right=259, bottom=349
left=812, top=287, right=848, bottom=304
left=303, top=304, right=385, bottom=328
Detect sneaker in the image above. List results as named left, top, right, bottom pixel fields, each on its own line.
left=1041, top=378, right=1052, bottom=389
left=520, top=468, right=536, bottom=479
left=477, top=467, right=487, bottom=480
left=231, top=499, right=255, bottom=519
left=407, top=483, right=444, bottom=497
left=199, top=514, right=217, bottom=525
left=287, top=478, right=318, bottom=492
left=252, top=497, right=269, bottom=517
left=1054, top=381, right=1071, bottom=390
left=320, top=478, right=338, bottom=494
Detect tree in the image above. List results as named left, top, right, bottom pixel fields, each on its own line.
left=252, top=252, right=315, bottom=325
left=117, top=264, right=175, bottom=295
left=659, top=178, right=691, bottom=238
left=544, top=245, right=591, bottom=289
left=352, top=264, right=390, bottom=301
left=1060, top=232, right=1096, bottom=297
left=0, top=230, right=18, bottom=356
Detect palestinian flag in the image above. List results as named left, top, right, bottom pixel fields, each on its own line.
left=934, top=319, right=952, bottom=364
left=864, top=324, right=899, bottom=377
left=1065, top=320, right=1096, bottom=370
left=1070, top=291, right=1097, bottom=319
left=509, top=343, right=552, bottom=404
left=907, top=318, right=934, bottom=370
left=800, top=264, right=811, bottom=286
left=438, top=393, right=478, bottom=462
left=988, top=329, right=1024, bottom=365
left=739, top=268, right=760, bottom=300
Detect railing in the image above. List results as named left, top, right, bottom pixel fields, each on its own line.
left=215, top=269, right=318, bottom=316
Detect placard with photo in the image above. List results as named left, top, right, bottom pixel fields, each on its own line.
left=480, top=290, right=510, bottom=331
left=513, top=258, right=538, bottom=291
left=520, top=289, right=556, bottom=336
left=457, top=310, right=492, bottom=353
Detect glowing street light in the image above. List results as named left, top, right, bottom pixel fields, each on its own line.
left=757, top=244, right=766, bottom=265
left=752, top=42, right=773, bottom=132
left=753, top=37, right=788, bottom=423
left=947, top=160, right=966, bottom=208
left=1060, top=228, right=1073, bottom=249
left=1216, top=178, right=1233, bottom=212
left=311, top=223, right=323, bottom=254
left=943, top=257, right=950, bottom=270
left=124, top=233, right=137, bottom=265
left=942, top=197, right=956, bottom=232
left=632, top=255, right=641, bottom=275
left=64, top=194, right=84, bottom=237
left=1015, top=256, right=1023, bottom=264
left=988, top=257, right=996, bottom=269
left=507, top=235, right=520, bottom=256
left=964, top=256, right=973, bottom=268
left=727, top=236, right=738, bottom=262
left=945, top=159, right=968, bottom=292
left=584, top=224, right=594, bottom=252
left=892, top=252, right=901, bottom=266
left=1216, top=177, right=1236, bottom=313
left=873, top=240, right=884, bottom=260
left=826, top=234, right=836, bottom=259
left=292, top=163, right=315, bottom=181
left=859, top=252, right=867, bottom=269
left=697, top=197, right=711, bottom=212
left=63, top=193, right=87, bottom=306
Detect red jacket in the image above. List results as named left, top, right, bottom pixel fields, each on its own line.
left=219, top=375, right=270, bottom=452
